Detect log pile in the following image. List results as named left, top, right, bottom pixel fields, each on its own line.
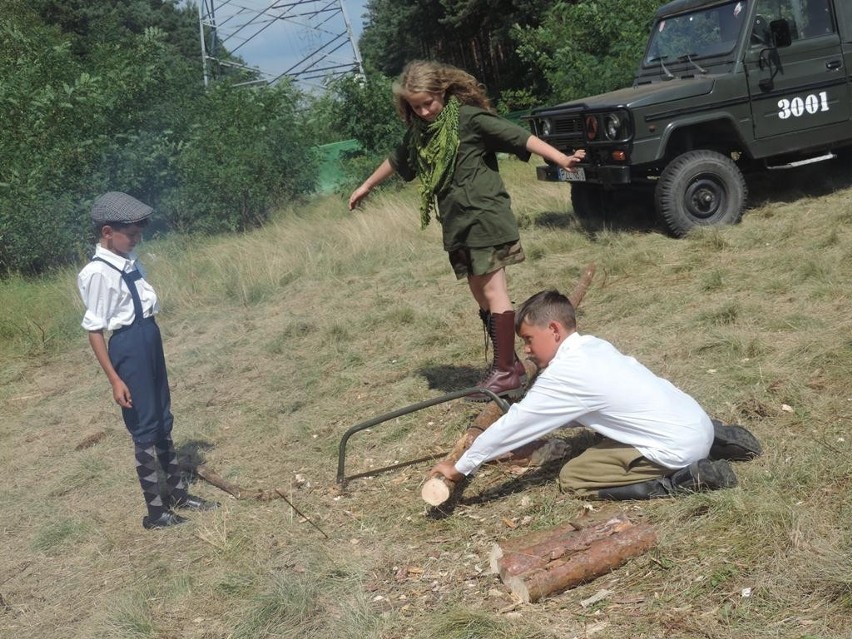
left=490, top=513, right=656, bottom=603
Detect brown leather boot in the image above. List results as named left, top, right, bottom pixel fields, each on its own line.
left=468, top=310, right=526, bottom=402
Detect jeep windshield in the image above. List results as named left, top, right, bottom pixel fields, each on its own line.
left=644, top=0, right=748, bottom=66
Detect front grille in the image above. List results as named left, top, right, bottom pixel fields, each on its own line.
left=554, top=116, right=583, bottom=135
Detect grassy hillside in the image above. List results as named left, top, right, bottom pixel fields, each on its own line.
left=1, top=158, right=850, bottom=639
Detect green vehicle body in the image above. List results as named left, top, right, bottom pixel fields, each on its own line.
left=528, top=0, right=852, bottom=235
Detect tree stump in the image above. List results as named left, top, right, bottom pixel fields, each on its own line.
left=490, top=513, right=656, bottom=603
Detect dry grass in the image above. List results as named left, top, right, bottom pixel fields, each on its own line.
left=1, top=157, right=851, bottom=638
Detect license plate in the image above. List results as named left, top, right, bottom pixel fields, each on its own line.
left=557, top=167, right=585, bottom=182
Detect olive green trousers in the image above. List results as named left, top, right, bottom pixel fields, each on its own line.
left=558, top=438, right=672, bottom=497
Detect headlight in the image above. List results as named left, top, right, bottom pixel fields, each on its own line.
left=539, top=118, right=553, bottom=136
left=603, top=111, right=631, bottom=140
left=584, top=115, right=598, bottom=141
left=604, top=113, right=623, bottom=140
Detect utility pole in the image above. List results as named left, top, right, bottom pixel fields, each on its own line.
left=196, top=0, right=364, bottom=88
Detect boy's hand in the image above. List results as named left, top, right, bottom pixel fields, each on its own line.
left=430, top=460, right=464, bottom=482
left=111, top=379, right=132, bottom=408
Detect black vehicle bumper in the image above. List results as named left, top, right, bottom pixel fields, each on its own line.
left=536, top=164, right=631, bottom=186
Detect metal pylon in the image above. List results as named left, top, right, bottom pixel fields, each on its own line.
left=197, top=0, right=364, bottom=88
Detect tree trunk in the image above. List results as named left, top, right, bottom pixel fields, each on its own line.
left=492, top=514, right=657, bottom=603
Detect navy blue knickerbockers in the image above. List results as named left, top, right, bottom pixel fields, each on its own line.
left=94, top=258, right=173, bottom=445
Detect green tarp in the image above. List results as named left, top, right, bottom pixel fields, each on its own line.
left=315, top=139, right=361, bottom=193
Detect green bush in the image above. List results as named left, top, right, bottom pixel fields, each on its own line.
left=0, top=2, right=318, bottom=274
left=515, top=0, right=667, bottom=103
left=0, top=11, right=176, bottom=273
left=163, top=81, right=318, bottom=234
left=320, top=72, right=406, bottom=191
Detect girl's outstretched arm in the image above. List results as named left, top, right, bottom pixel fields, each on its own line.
left=348, top=159, right=396, bottom=210
left=526, top=135, right=586, bottom=172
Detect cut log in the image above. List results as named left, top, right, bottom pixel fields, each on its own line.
left=492, top=514, right=657, bottom=603
left=421, top=475, right=455, bottom=506
left=496, top=515, right=634, bottom=580
left=489, top=519, right=585, bottom=574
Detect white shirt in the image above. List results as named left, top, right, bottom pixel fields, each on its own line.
left=77, top=245, right=159, bottom=332
left=455, top=332, right=713, bottom=475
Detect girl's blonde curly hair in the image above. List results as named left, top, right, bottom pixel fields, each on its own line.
left=392, top=60, right=492, bottom=125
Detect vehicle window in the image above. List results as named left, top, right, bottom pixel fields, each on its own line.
left=751, top=0, right=835, bottom=45
left=645, top=0, right=747, bottom=63
left=801, top=0, right=834, bottom=37
left=751, top=0, right=798, bottom=44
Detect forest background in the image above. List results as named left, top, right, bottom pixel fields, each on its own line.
left=0, top=0, right=665, bottom=276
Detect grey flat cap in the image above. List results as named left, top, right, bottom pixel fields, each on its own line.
left=91, top=191, right=153, bottom=224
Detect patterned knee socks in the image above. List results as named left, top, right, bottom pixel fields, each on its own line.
left=134, top=443, right=166, bottom=520
left=155, top=436, right=188, bottom=505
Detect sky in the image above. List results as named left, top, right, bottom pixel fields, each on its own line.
left=197, top=0, right=368, bottom=86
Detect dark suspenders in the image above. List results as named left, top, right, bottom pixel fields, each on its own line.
left=92, top=256, right=145, bottom=326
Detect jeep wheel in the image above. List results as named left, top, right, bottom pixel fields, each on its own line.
left=655, top=150, right=746, bottom=237
left=570, top=183, right=603, bottom=220
left=571, top=183, right=654, bottom=226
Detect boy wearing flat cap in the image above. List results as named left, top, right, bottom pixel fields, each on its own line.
left=77, top=192, right=217, bottom=529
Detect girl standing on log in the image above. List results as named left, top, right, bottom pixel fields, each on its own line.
left=349, top=60, right=585, bottom=401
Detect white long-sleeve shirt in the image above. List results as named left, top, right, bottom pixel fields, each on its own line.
left=455, top=332, right=713, bottom=475
left=76, top=245, right=159, bottom=332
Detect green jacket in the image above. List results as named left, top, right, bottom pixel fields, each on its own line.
left=389, top=105, right=532, bottom=251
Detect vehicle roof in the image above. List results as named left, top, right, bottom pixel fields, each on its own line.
left=656, top=0, right=741, bottom=19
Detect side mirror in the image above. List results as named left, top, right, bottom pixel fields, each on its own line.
left=770, top=19, right=792, bottom=47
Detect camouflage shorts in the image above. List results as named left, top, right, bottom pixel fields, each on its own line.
left=448, top=240, right=525, bottom=280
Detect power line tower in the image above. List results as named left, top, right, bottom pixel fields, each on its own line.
left=197, top=0, right=364, bottom=88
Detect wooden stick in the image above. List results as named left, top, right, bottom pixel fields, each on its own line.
left=273, top=489, right=330, bottom=538
left=195, top=465, right=283, bottom=501
left=568, top=262, right=596, bottom=309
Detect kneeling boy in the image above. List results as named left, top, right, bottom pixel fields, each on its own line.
left=431, top=289, right=760, bottom=499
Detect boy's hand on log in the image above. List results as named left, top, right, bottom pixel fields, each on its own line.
left=430, top=460, right=463, bottom=482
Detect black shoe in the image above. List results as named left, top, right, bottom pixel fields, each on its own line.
left=142, top=511, right=187, bottom=530
left=597, top=478, right=673, bottom=500
left=170, top=494, right=220, bottom=511
left=677, top=458, right=739, bottom=492
left=709, top=420, right=763, bottom=461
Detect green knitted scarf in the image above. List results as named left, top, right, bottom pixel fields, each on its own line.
left=408, top=96, right=461, bottom=229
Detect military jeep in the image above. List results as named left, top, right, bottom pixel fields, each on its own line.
left=527, top=0, right=852, bottom=236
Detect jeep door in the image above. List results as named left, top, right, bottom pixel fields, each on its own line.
left=744, top=0, right=850, bottom=145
